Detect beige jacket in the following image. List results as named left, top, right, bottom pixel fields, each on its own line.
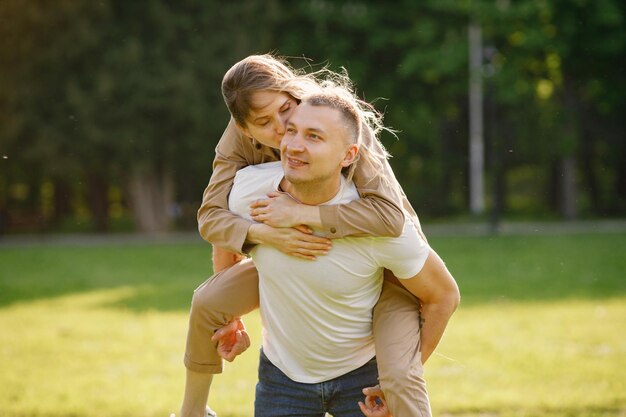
left=197, top=118, right=420, bottom=254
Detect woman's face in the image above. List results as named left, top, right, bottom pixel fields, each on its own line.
left=239, top=91, right=298, bottom=149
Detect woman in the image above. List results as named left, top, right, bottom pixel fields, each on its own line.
left=180, top=54, right=434, bottom=417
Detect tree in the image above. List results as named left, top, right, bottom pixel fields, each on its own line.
left=1, top=0, right=623, bottom=234
left=1, top=0, right=281, bottom=232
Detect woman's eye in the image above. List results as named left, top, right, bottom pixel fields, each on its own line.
left=286, top=127, right=296, bottom=134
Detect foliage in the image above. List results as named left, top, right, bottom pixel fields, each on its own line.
left=0, top=0, right=624, bottom=232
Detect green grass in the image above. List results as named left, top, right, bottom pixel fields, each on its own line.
left=0, top=233, right=625, bottom=417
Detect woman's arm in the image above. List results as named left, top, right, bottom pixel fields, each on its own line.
left=325, top=125, right=408, bottom=237
left=197, top=119, right=258, bottom=254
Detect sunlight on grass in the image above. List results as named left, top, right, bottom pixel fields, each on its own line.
left=0, top=287, right=262, bottom=417
left=1, top=290, right=624, bottom=417
left=428, top=298, right=626, bottom=417
left=1, top=233, right=624, bottom=416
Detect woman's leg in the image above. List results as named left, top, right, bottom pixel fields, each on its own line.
left=181, top=258, right=260, bottom=417
left=373, top=273, right=431, bottom=417
left=184, top=258, right=260, bottom=372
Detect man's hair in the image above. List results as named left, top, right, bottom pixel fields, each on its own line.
left=300, top=71, right=394, bottom=185
left=221, top=54, right=319, bottom=126
left=303, top=90, right=362, bottom=147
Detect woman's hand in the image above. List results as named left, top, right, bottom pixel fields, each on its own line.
left=247, top=223, right=332, bottom=260
left=250, top=192, right=321, bottom=229
left=358, top=385, right=391, bottom=417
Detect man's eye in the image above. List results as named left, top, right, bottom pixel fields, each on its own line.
left=258, top=120, right=270, bottom=127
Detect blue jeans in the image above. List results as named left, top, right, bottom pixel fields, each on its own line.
left=254, top=349, right=379, bottom=417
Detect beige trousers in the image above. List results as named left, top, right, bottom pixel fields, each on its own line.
left=184, top=259, right=431, bottom=417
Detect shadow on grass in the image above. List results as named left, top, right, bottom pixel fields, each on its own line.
left=0, top=242, right=214, bottom=312
left=431, top=233, right=626, bottom=306
left=1, top=233, right=625, bottom=312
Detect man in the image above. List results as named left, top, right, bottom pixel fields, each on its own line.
left=222, top=89, right=460, bottom=417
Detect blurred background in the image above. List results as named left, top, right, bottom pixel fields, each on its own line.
left=1, top=3, right=625, bottom=417
left=1, top=0, right=624, bottom=237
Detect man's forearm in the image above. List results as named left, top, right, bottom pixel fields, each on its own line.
left=419, top=295, right=459, bottom=364
left=398, top=248, right=460, bottom=364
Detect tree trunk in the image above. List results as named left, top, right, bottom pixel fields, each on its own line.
left=615, top=132, right=626, bottom=211
left=559, top=75, right=580, bottom=220
left=52, top=178, right=72, bottom=225
left=489, top=110, right=507, bottom=232
left=127, top=167, right=175, bottom=234
left=579, top=130, right=600, bottom=214
left=560, top=155, right=578, bottom=220
left=86, top=173, right=109, bottom=232
left=438, top=118, right=455, bottom=215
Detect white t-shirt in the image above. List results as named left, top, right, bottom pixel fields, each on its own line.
left=229, top=161, right=430, bottom=383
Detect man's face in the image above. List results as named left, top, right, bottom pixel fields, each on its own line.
left=239, top=91, right=297, bottom=149
left=280, top=103, right=356, bottom=188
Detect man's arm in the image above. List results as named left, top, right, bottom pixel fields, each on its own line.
left=398, top=248, right=460, bottom=363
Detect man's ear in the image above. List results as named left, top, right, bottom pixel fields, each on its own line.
left=341, top=144, right=359, bottom=168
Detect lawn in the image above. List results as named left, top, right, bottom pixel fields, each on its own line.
left=0, top=233, right=625, bottom=417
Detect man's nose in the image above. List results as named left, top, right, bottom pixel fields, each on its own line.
left=285, top=133, right=305, bottom=152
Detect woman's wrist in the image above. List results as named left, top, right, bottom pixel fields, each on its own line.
left=294, top=204, right=323, bottom=229
left=246, top=223, right=269, bottom=245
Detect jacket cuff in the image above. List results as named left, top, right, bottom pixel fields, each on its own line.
left=319, top=205, right=341, bottom=237
left=232, top=221, right=253, bottom=254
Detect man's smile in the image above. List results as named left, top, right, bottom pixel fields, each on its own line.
left=285, top=156, right=308, bottom=167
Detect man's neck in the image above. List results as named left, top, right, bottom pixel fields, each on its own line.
left=279, top=177, right=342, bottom=206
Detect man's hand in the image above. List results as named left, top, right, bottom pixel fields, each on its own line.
left=358, top=385, right=392, bottom=417
left=211, top=318, right=250, bottom=362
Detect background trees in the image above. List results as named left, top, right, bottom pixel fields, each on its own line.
left=1, top=0, right=624, bottom=234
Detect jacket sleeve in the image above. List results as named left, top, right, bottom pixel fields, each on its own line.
left=318, top=126, right=409, bottom=238
left=197, top=119, right=256, bottom=254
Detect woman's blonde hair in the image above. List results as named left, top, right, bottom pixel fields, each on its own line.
left=297, top=67, right=396, bottom=185
left=222, top=53, right=396, bottom=189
